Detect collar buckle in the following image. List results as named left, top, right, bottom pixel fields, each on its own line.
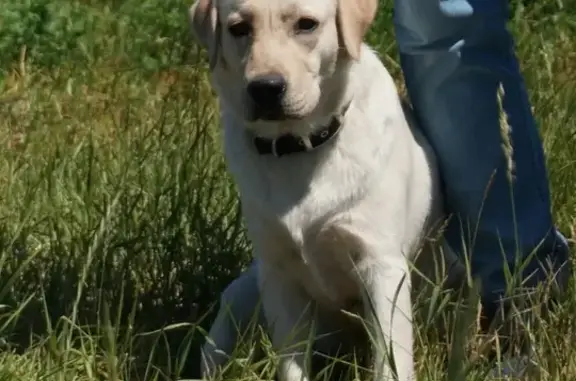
left=271, top=138, right=279, bottom=157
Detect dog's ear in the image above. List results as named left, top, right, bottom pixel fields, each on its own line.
left=189, top=0, right=222, bottom=69
left=337, top=0, right=378, bottom=60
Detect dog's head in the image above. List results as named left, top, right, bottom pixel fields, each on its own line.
left=189, top=0, right=377, bottom=135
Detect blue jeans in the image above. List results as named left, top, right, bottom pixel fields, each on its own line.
left=394, top=0, right=570, bottom=322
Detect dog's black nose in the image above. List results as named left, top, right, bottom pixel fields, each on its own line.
left=247, top=74, right=287, bottom=112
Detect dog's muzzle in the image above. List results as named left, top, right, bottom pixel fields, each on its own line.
left=246, top=73, right=287, bottom=120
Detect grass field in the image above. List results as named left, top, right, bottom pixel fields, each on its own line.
left=0, top=0, right=575, bottom=380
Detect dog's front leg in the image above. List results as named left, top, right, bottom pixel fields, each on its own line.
left=361, top=256, right=415, bottom=381
left=259, top=261, right=315, bottom=381
left=201, top=261, right=265, bottom=378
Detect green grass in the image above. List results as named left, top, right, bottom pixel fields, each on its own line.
left=0, top=0, right=575, bottom=380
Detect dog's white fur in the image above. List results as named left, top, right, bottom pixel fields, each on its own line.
left=190, top=0, right=464, bottom=380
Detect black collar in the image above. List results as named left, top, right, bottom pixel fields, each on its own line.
left=253, top=117, right=342, bottom=157
left=252, top=103, right=351, bottom=157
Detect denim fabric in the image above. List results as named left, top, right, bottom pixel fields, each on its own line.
left=394, top=0, right=570, bottom=317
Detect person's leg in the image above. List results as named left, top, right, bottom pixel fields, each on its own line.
left=393, top=0, right=570, bottom=326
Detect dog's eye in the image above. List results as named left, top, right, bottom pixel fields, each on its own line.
left=228, top=21, right=252, bottom=38
left=295, top=17, right=319, bottom=33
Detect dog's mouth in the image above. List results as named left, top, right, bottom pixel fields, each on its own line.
left=247, top=106, right=303, bottom=122
left=249, top=107, right=286, bottom=121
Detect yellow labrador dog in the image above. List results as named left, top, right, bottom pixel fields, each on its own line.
left=190, top=0, right=464, bottom=380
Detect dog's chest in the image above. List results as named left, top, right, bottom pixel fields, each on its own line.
left=228, top=146, right=378, bottom=306
left=252, top=202, right=366, bottom=308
